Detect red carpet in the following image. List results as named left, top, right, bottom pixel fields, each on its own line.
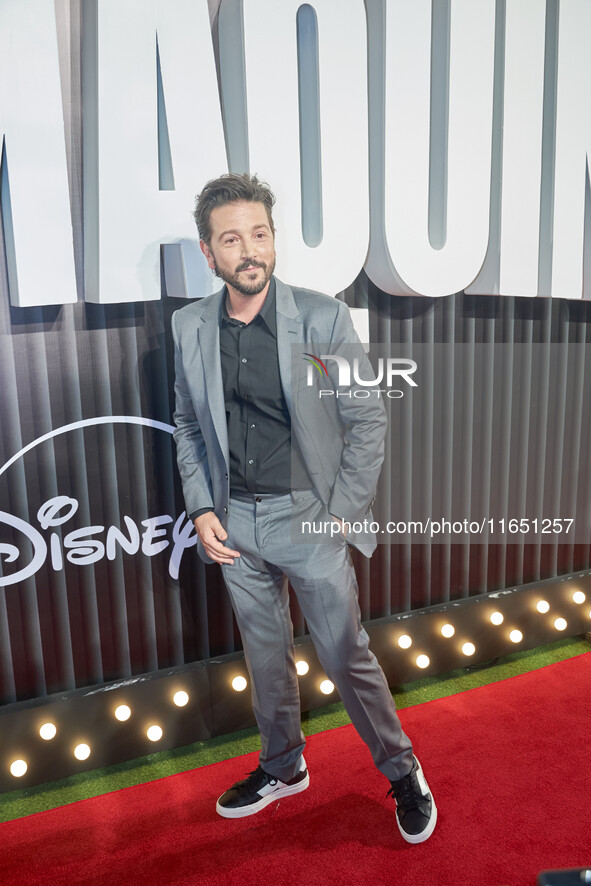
left=1, top=654, right=590, bottom=886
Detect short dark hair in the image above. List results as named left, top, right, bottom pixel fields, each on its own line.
left=193, top=173, right=276, bottom=244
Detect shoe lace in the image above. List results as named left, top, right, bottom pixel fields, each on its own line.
left=241, top=766, right=277, bottom=790
left=387, top=773, right=421, bottom=809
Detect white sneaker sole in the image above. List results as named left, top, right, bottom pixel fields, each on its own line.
left=396, top=757, right=438, bottom=844
left=397, top=799, right=437, bottom=844
left=216, top=769, right=310, bottom=819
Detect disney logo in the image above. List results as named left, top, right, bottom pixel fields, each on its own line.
left=0, top=495, right=197, bottom=588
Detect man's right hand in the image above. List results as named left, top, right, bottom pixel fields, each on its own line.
left=194, top=512, right=241, bottom=565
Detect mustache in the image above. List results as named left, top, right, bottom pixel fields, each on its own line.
left=235, top=259, right=266, bottom=272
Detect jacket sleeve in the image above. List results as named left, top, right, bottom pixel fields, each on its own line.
left=325, top=301, right=388, bottom=524
left=171, top=311, right=215, bottom=516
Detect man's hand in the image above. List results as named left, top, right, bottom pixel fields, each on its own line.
left=329, top=514, right=349, bottom=538
left=194, top=512, right=241, bottom=565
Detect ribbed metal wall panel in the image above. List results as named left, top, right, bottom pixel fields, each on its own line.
left=2, top=270, right=591, bottom=707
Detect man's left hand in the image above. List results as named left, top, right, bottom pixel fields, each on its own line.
left=330, top=515, right=349, bottom=538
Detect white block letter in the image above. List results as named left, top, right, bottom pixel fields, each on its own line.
left=366, top=0, right=496, bottom=297
left=82, top=0, right=227, bottom=304
left=550, top=0, right=591, bottom=300
left=0, top=0, right=76, bottom=308
left=470, top=0, right=546, bottom=298
left=218, top=0, right=369, bottom=296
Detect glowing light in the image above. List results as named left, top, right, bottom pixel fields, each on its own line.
left=232, top=676, right=248, bottom=692
left=295, top=660, right=309, bottom=676
left=114, top=705, right=131, bottom=721
left=147, top=725, right=163, bottom=742
left=320, top=680, right=335, bottom=695
left=10, top=760, right=27, bottom=778
left=416, top=654, right=430, bottom=669
left=509, top=630, right=523, bottom=643
left=39, top=722, right=57, bottom=740
left=398, top=634, right=412, bottom=649
left=536, top=600, right=550, bottom=613
left=462, top=642, right=476, bottom=656
left=490, top=612, right=504, bottom=625
left=572, top=591, right=586, bottom=605
left=554, top=617, right=567, bottom=631
left=173, top=691, right=189, bottom=707
left=441, top=624, right=455, bottom=638
left=74, top=744, right=91, bottom=761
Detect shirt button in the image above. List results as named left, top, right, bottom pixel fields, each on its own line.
left=248, top=459, right=254, bottom=465
left=250, top=423, right=256, bottom=429
left=241, top=357, right=248, bottom=363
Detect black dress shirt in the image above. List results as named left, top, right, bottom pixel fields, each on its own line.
left=190, top=277, right=311, bottom=521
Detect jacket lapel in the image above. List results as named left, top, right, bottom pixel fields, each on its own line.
left=196, top=288, right=230, bottom=467
left=275, top=277, right=303, bottom=415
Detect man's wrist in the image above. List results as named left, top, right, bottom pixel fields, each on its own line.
left=190, top=507, right=214, bottom=522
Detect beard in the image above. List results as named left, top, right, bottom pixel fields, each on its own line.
left=212, top=254, right=276, bottom=296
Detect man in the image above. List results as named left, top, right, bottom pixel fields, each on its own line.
left=172, top=173, right=436, bottom=844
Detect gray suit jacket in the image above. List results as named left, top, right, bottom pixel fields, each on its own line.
left=172, top=277, right=387, bottom=562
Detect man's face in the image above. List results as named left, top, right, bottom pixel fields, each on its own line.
left=200, top=200, right=276, bottom=296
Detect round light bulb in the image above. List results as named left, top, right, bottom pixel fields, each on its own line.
left=232, top=676, right=248, bottom=692
left=416, top=654, right=430, bottom=669
left=572, top=591, right=586, bottom=605
left=490, top=612, right=504, bottom=626
left=398, top=634, right=412, bottom=649
left=39, top=722, right=57, bottom=741
left=74, top=743, right=91, bottom=761
left=147, top=725, right=163, bottom=742
left=295, top=660, right=309, bottom=676
left=462, top=642, right=476, bottom=656
left=173, top=691, right=189, bottom=707
left=10, top=760, right=27, bottom=778
left=554, top=617, right=567, bottom=631
left=319, top=680, right=335, bottom=695
left=114, top=704, right=131, bottom=721
left=536, top=600, right=550, bottom=613
left=441, top=624, right=455, bottom=638
left=509, top=630, right=523, bottom=643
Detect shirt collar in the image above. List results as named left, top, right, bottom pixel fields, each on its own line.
left=221, top=276, right=276, bottom=333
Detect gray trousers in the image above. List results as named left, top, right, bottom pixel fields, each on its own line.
left=220, top=489, right=414, bottom=784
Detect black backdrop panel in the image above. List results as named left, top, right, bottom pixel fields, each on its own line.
left=1, top=279, right=590, bottom=705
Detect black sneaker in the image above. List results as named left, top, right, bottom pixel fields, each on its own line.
left=216, top=756, right=309, bottom=819
left=387, top=756, right=437, bottom=844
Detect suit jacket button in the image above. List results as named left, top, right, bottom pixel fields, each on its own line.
left=223, top=506, right=228, bottom=513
